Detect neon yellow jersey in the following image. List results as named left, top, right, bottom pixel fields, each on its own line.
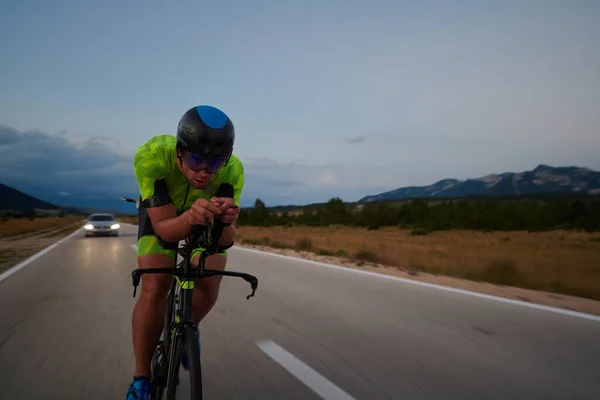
left=133, top=134, right=245, bottom=213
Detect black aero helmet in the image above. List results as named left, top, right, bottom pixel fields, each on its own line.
left=176, top=105, right=235, bottom=160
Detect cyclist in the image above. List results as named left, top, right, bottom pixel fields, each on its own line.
left=126, top=105, right=244, bottom=400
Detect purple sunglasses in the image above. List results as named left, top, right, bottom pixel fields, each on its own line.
left=182, top=151, right=228, bottom=174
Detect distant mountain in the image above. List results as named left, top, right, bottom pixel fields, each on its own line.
left=56, top=199, right=138, bottom=216
left=359, top=165, right=600, bottom=202
left=0, top=183, right=62, bottom=214
left=0, top=183, right=133, bottom=216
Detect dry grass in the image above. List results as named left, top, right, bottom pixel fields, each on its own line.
left=0, top=217, right=84, bottom=273
left=237, top=226, right=600, bottom=301
left=0, top=249, right=17, bottom=265
left=0, top=216, right=84, bottom=238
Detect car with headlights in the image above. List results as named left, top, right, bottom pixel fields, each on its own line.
left=84, top=213, right=120, bottom=237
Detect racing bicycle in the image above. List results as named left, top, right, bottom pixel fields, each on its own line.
left=127, top=196, right=259, bottom=399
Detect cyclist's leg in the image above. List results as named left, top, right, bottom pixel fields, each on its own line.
left=190, top=248, right=229, bottom=324
left=127, top=207, right=177, bottom=400
left=132, top=236, right=175, bottom=376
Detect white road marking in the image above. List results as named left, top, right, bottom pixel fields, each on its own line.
left=256, top=340, right=355, bottom=400
left=234, top=246, right=600, bottom=323
left=0, top=227, right=83, bottom=283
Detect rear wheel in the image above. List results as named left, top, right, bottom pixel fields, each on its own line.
left=151, top=287, right=176, bottom=399
left=150, top=341, right=166, bottom=399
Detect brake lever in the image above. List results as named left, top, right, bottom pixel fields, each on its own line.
left=245, top=278, right=258, bottom=300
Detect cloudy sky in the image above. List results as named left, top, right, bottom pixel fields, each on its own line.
left=1, top=0, right=599, bottom=208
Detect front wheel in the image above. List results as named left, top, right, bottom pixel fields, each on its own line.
left=163, top=325, right=202, bottom=399
left=184, top=325, right=203, bottom=399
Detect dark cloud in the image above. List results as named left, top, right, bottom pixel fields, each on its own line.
left=0, top=125, right=385, bottom=209
left=0, top=126, right=309, bottom=208
left=0, top=125, right=136, bottom=207
left=2, top=130, right=126, bottom=173
left=0, top=126, right=21, bottom=146
left=345, top=136, right=365, bottom=144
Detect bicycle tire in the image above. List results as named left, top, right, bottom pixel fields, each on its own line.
left=183, top=324, right=203, bottom=399
left=163, top=324, right=203, bottom=399
left=163, top=328, right=183, bottom=399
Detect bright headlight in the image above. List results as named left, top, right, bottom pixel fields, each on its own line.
left=111, top=224, right=120, bottom=229
left=84, top=224, right=94, bottom=230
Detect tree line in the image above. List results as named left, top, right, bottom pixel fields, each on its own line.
left=237, top=195, right=600, bottom=232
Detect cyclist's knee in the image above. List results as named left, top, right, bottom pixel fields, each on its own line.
left=192, top=281, right=220, bottom=311
left=207, top=253, right=227, bottom=272
left=191, top=253, right=227, bottom=270
left=198, top=254, right=227, bottom=286
left=137, top=254, right=173, bottom=300
left=193, top=254, right=227, bottom=299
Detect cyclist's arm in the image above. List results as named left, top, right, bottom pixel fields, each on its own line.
left=219, top=221, right=237, bottom=246
left=146, top=203, right=194, bottom=244
left=134, top=147, right=194, bottom=243
left=217, top=161, right=244, bottom=247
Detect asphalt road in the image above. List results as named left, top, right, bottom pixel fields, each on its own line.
left=0, top=223, right=599, bottom=399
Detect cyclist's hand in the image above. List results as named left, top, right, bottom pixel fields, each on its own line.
left=211, top=197, right=239, bottom=225
left=187, top=198, right=221, bottom=226
left=220, top=205, right=240, bottom=225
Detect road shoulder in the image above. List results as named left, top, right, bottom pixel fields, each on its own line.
left=237, top=243, right=600, bottom=317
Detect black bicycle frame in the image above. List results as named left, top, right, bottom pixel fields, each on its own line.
left=130, top=218, right=258, bottom=397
